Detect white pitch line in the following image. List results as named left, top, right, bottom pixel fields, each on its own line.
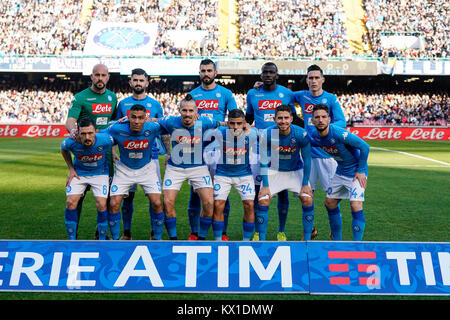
left=369, top=164, right=449, bottom=168
left=371, top=147, right=450, bottom=166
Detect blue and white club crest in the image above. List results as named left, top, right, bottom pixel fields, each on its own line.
left=93, top=27, right=151, bottom=50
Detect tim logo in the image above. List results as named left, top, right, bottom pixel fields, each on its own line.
left=328, top=251, right=380, bottom=287
left=77, top=153, right=103, bottom=162
left=304, top=103, right=315, bottom=114
left=124, top=140, right=149, bottom=150
left=92, top=103, right=112, bottom=114
left=259, top=100, right=282, bottom=110
left=196, top=100, right=219, bottom=110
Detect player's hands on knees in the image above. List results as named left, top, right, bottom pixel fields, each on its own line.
left=300, top=185, right=313, bottom=198
left=353, top=172, right=367, bottom=189
left=66, top=168, right=80, bottom=187
left=258, top=187, right=271, bottom=201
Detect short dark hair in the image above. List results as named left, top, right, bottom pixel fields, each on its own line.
left=130, top=104, right=147, bottom=113
left=262, top=61, right=278, bottom=72
left=275, top=104, right=292, bottom=116
left=200, top=59, right=216, bottom=70
left=131, top=68, right=148, bottom=77
left=228, top=109, right=245, bottom=119
left=78, top=117, right=96, bottom=129
left=307, top=64, right=323, bottom=76
left=312, top=104, right=329, bottom=115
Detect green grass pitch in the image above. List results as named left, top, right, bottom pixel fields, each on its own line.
left=0, top=138, right=448, bottom=300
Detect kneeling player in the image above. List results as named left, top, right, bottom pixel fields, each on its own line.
left=61, top=118, right=114, bottom=240
left=209, top=109, right=258, bottom=240
left=256, top=105, right=314, bottom=241
left=105, top=105, right=165, bottom=240
left=310, top=104, right=370, bottom=241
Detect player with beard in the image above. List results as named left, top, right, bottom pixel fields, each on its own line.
left=310, top=104, right=369, bottom=241
left=187, top=59, right=238, bottom=241
left=114, top=68, right=166, bottom=240
left=61, top=118, right=114, bottom=240
left=65, top=64, right=117, bottom=239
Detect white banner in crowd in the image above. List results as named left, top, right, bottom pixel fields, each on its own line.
left=84, top=20, right=158, bottom=57
left=380, top=35, right=425, bottom=50
left=166, top=30, right=209, bottom=48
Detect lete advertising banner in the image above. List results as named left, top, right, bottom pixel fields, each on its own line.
left=0, top=125, right=448, bottom=141
left=0, top=241, right=309, bottom=293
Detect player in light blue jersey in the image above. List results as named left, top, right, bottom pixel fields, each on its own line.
left=187, top=59, right=238, bottom=241
left=104, top=105, right=165, bottom=240
left=206, top=109, right=258, bottom=240
left=245, top=62, right=304, bottom=241
left=158, top=94, right=224, bottom=240
left=115, top=68, right=166, bottom=240
left=255, top=105, right=313, bottom=241
left=293, top=64, right=347, bottom=238
left=310, top=104, right=370, bottom=241
left=61, top=118, right=114, bottom=240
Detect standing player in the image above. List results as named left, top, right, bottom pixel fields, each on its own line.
left=65, top=63, right=118, bottom=239
left=61, top=118, right=114, bottom=240
left=310, top=104, right=369, bottom=241
left=158, top=94, right=224, bottom=240
left=293, top=64, right=346, bottom=238
left=256, top=105, right=314, bottom=241
left=209, top=109, right=258, bottom=241
left=245, top=62, right=303, bottom=241
left=187, top=59, right=238, bottom=241
left=104, top=105, right=165, bottom=240
left=115, top=68, right=165, bottom=240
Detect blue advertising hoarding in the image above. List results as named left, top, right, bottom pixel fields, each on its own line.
left=308, top=241, right=450, bottom=295
left=0, top=241, right=308, bottom=293
left=0, top=240, right=448, bottom=295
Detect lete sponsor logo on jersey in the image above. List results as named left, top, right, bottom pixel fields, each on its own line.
left=77, top=153, right=103, bottom=162
left=272, top=145, right=297, bottom=153
left=223, top=146, right=248, bottom=156
left=320, top=145, right=339, bottom=155
left=196, top=100, right=219, bottom=110
left=124, top=140, right=149, bottom=150
left=304, top=103, right=315, bottom=114
left=92, top=103, right=112, bottom=114
left=175, top=135, right=202, bottom=145
left=258, top=100, right=282, bottom=110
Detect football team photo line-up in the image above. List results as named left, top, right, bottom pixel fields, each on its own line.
left=62, top=61, right=369, bottom=242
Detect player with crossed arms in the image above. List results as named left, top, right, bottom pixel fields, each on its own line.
left=310, top=104, right=370, bottom=241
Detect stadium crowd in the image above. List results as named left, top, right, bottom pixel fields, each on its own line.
left=0, top=0, right=448, bottom=58
left=0, top=78, right=447, bottom=126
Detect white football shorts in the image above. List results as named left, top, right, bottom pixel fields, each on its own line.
left=128, top=158, right=161, bottom=194
left=309, top=157, right=338, bottom=191
left=213, top=174, right=255, bottom=201
left=66, top=174, right=109, bottom=198
left=266, top=169, right=311, bottom=197
left=163, top=164, right=212, bottom=191
left=110, top=160, right=161, bottom=196
left=326, top=174, right=366, bottom=201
